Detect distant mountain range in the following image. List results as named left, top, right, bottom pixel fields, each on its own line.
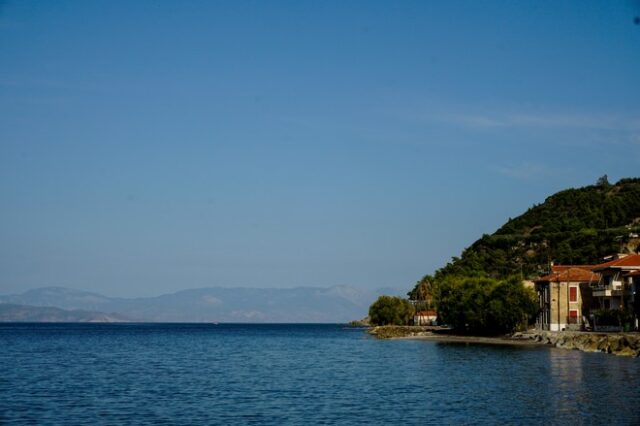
left=0, top=285, right=404, bottom=323
left=0, top=303, right=129, bottom=322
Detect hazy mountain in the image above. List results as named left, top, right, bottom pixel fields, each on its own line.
left=0, top=303, right=129, bottom=322
left=0, top=285, right=405, bottom=323
left=0, top=287, right=121, bottom=312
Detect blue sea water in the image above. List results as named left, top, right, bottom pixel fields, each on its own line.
left=1, top=324, right=639, bottom=425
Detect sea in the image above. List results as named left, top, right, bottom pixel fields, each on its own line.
left=1, top=323, right=639, bottom=425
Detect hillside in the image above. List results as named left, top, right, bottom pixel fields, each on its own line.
left=0, top=304, right=129, bottom=322
left=432, top=177, right=640, bottom=282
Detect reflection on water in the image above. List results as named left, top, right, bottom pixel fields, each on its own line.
left=549, top=349, right=583, bottom=417
left=542, top=349, right=639, bottom=424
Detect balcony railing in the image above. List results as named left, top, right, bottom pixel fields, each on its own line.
left=590, top=280, right=623, bottom=290
left=590, top=280, right=632, bottom=297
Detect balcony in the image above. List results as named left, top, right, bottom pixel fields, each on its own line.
left=592, top=288, right=629, bottom=297
left=593, top=290, right=631, bottom=298
left=591, top=280, right=631, bottom=297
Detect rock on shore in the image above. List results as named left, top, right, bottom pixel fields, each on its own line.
left=512, top=330, right=640, bottom=357
left=367, top=325, right=446, bottom=339
left=368, top=326, right=640, bottom=357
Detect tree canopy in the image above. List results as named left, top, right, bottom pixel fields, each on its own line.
left=368, top=295, right=414, bottom=326
left=435, top=276, right=538, bottom=335
left=431, top=177, right=640, bottom=282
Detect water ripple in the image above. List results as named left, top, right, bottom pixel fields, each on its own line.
left=1, top=324, right=639, bottom=425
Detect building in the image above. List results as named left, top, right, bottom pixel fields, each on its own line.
left=591, top=254, right=640, bottom=328
left=631, top=270, right=640, bottom=330
left=414, top=310, right=437, bottom=326
left=534, top=254, right=640, bottom=332
left=534, top=266, right=599, bottom=331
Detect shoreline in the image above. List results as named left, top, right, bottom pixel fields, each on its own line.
left=393, top=333, right=544, bottom=346
left=367, top=326, right=640, bottom=356
left=367, top=326, right=541, bottom=346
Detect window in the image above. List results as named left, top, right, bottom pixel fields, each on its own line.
left=569, top=286, right=578, bottom=302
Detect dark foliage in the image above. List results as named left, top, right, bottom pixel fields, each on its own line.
left=593, top=308, right=634, bottom=326
left=368, top=295, right=414, bottom=326
left=433, top=177, right=640, bottom=281
left=435, top=276, right=538, bottom=335
left=407, top=275, right=435, bottom=311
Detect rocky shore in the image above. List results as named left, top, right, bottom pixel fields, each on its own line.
left=368, top=326, right=640, bottom=357
left=368, top=325, right=444, bottom=339
left=368, top=326, right=541, bottom=346
left=512, top=330, right=640, bottom=357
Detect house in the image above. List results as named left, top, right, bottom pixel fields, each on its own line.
left=534, top=265, right=599, bottom=331
left=414, top=310, right=437, bottom=326
left=591, top=253, right=640, bottom=328
left=630, top=270, right=640, bottom=330
left=534, top=254, right=640, bottom=332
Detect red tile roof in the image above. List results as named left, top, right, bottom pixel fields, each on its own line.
left=415, top=310, right=437, bottom=316
left=536, top=267, right=600, bottom=283
left=592, top=254, right=640, bottom=271
left=551, top=265, right=595, bottom=273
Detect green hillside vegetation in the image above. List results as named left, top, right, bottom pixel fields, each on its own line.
left=435, top=276, right=538, bottom=335
left=399, top=177, right=640, bottom=333
left=430, top=177, right=640, bottom=283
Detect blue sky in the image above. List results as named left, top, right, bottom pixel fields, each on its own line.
left=1, top=1, right=639, bottom=297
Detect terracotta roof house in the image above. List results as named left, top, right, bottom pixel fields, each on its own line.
left=590, top=254, right=640, bottom=318
left=534, top=267, right=600, bottom=331
left=592, top=253, right=640, bottom=271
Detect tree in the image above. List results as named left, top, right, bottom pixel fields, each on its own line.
left=435, top=276, right=538, bottom=335
left=407, top=275, right=435, bottom=310
left=428, top=178, right=640, bottom=281
left=596, top=174, right=610, bottom=187
left=368, top=296, right=414, bottom=326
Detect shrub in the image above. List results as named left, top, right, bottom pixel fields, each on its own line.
left=593, top=309, right=633, bottom=326
left=368, top=296, right=414, bottom=326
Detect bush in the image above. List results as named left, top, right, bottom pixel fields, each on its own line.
left=593, top=309, right=633, bottom=326
left=435, top=276, right=538, bottom=335
left=368, top=296, right=414, bottom=326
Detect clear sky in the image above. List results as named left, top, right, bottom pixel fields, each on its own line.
left=1, top=1, right=639, bottom=297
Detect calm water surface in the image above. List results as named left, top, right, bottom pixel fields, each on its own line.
left=1, top=323, right=639, bottom=425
